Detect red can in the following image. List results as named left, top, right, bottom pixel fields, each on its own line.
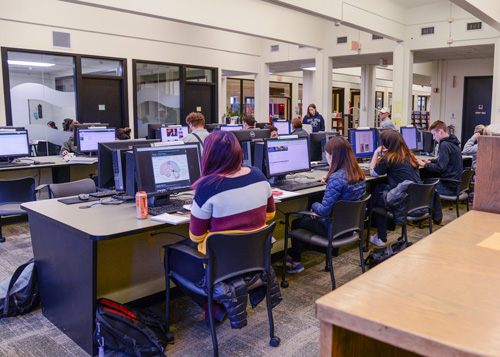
left=136, top=191, right=148, bottom=219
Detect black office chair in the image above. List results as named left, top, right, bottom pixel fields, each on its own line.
left=0, top=177, right=35, bottom=243
left=49, top=178, right=96, bottom=198
left=439, top=169, right=475, bottom=217
left=164, top=222, right=279, bottom=357
left=367, top=181, right=438, bottom=252
left=281, top=196, right=371, bottom=291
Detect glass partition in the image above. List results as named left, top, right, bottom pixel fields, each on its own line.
left=82, top=57, right=122, bottom=76
left=135, top=63, right=181, bottom=138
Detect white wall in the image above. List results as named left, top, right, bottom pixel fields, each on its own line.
left=440, top=57, right=494, bottom=140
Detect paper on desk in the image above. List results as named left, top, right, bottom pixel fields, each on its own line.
left=151, top=213, right=190, bottom=225
left=272, top=189, right=300, bottom=199
left=477, top=233, right=500, bottom=252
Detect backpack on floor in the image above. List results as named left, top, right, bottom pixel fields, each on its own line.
left=364, top=240, right=413, bottom=268
left=0, top=258, right=40, bottom=318
left=94, top=298, right=172, bottom=357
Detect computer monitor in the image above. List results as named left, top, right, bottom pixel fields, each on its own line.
left=422, top=131, right=435, bottom=154
left=232, top=129, right=271, bottom=142
left=205, top=123, right=220, bottom=132
left=272, top=120, right=290, bottom=135
left=348, top=128, right=377, bottom=158
left=400, top=127, right=418, bottom=150
left=309, top=131, right=340, bottom=161
left=220, top=125, right=242, bottom=131
left=97, top=139, right=160, bottom=190
left=0, top=127, right=25, bottom=131
left=255, top=122, right=268, bottom=129
left=158, top=126, right=189, bottom=142
left=134, top=143, right=202, bottom=198
left=321, top=133, right=341, bottom=163
left=0, top=130, right=30, bottom=159
left=147, top=123, right=169, bottom=139
left=265, top=137, right=310, bottom=179
left=77, top=128, right=116, bottom=153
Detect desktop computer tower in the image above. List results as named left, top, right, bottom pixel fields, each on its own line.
left=112, top=149, right=125, bottom=191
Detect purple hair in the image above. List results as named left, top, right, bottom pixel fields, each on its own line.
left=192, top=130, right=242, bottom=189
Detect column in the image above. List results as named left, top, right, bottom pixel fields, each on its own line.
left=302, top=70, right=314, bottom=118
left=491, top=37, right=500, bottom=125
left=219, top=76, right=227, bottom=124
left=430, top=59, right=447, bottom=125
left=314, top=50, right=333, bottom=130
left=254, top=61, right=270, bottom=123
left=392, top=42, right=414, bottom=127
left=360, top=64, right=376, bottom=127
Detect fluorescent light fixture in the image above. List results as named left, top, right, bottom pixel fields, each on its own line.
left=7, top=60, right=55, bottom=67
left=302, top=67, right=316, bottom=71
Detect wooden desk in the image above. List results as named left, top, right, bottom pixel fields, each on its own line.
left=316, top=210, right=500, bottom=356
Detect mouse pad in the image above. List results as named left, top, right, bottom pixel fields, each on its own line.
left=58, top=196, right=100, bottom=205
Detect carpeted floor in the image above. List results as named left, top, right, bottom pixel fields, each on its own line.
left=0, top=203, right=466, bottom=357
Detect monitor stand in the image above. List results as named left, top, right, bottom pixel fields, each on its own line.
left=148, top=194, right=172, bottom=208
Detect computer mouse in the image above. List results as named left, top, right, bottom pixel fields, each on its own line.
left=79, top=194, right=90, bottom=201
left=32, top=161, right=41, bottom=165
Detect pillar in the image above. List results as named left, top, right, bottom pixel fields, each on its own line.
left=255, top=61, right=270, bottom=123
left=360, top=64, right=376, bottom=127
left=392, top=42, right=414, bottom=127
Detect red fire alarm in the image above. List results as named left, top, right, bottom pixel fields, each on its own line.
left=433, top=88, right=439, bottom=93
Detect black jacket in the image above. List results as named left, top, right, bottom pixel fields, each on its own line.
left=197, top=268, right=282, bottom=329
left=291, top=128, right=309, bottom=138
left=424, top=135, right=462, bottom=192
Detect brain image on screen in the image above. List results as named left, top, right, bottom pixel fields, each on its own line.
left=159, top=160, right=181, bottom=179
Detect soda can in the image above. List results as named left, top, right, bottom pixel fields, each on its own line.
left=136, top=191, right=148, bottom=219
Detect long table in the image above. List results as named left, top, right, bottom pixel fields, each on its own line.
left=0, top=156, right=97, bottom=196
left=316, top=210, right=500, bottom=356
left=21, top=169, right=383, bottom=355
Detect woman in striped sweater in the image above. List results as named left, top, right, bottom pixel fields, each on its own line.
left=169, top=130, right=275, bottom=312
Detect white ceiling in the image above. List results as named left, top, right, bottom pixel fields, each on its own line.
left=389, top=0, right=447, bottom=9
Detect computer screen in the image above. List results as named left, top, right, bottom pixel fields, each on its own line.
left=134, top=143, right=202, bottom=197
left=73, top=123, right=108, bottom=140
left=97, top=139, right=160, bottom=189
left=232, top=129, right=271, bottom=142
left=321, top=133, right=341, bottom=162
left=205, top=123, right=220, bottom=132
left=348, top=129, right=377, bottom=158
left=309, top=131, right=340, bottom=161
left=416, top=130, right=424, bottom=151
left=272, top=121, right=290, bottom=135
left=159, top=126, right=189, bottom=142
left=265, top=137, right=310, bottom=178
left=0, top=130, right=30, bottom=158
left=400, top=127, right=418, bottom=150
left=220, top=125, right=243, bottom=131
left=77, top=128, right=116, bottom=153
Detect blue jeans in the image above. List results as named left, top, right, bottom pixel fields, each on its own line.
left=372, top=184, right=391, bottom=242
left=432, top=182, right=456, bottom=222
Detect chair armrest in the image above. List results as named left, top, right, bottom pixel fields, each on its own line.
left=35, top=184, right=50, bottom=192
left=164, top=243, right=208, bottom=261
left=295, top=210, right=331, bottom=221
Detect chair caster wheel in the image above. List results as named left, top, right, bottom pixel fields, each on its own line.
left=281, top=280, right=289, bottom=288
left=324, top=265, right=330, bottom=272
left=270, top=336, right=281, bottom=347
left=0, top=237, right=5, bottom=243
left=166, top=331, right=174, bottom=342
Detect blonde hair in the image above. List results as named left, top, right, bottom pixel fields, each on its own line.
left=474, top=124, right=492, bottom=136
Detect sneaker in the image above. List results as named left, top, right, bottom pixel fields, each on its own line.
left=433, top=219, right=442, bottom=225
left=369, top=234, right=386, bottom=247
left=286, top=263, right=304, bottom=274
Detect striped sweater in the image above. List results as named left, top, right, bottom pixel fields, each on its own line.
left=189, top=167, right=276, bottom=255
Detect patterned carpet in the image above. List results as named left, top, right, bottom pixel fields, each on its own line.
left=0, top=204, right=464, bottom=357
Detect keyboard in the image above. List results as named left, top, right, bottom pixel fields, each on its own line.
left=0, top=162, right=31, bottom=168
left=310, top=162, right=328, bottom=169
left=277, top=181, right=324, bottom=192
left=89, top=190, right=124, bottom=198
left=148, top=199, right=193, bottom=216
